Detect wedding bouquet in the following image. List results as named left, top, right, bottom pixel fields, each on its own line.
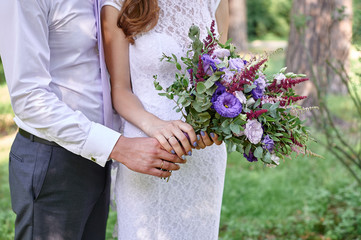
left=154, top=21, right=316, bottom=166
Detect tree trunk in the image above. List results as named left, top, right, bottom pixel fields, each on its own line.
left=286, top=0, right=352, bottom=105
left=228, top=0, right=248, bottom=52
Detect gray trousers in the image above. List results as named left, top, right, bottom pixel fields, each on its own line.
left=9, top=132, right=111, bottom=240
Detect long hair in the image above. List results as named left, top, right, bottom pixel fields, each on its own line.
left=117, top=0, right=160, bottom=44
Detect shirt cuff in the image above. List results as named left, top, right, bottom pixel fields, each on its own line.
left=80, top=122, right=121, bottom=167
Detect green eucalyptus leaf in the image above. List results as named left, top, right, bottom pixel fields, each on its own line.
left=254, top=146, right=263, bottom=159
left=196, top=82, right=207, bottom=94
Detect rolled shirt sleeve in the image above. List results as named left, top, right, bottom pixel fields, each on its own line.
left=0, top=0, right=120, bottom=166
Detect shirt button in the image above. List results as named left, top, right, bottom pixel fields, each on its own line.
left=91, top=157, right=97, bottom=162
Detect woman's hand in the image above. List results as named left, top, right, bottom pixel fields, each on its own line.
left=195, top=131, right=223, bottom=150
left=145, top=119, right=197, bottom=159
left=145, top=119, right=223, bottom=158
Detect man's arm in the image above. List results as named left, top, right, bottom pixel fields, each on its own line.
left=0, top=0, right=120, bottom=166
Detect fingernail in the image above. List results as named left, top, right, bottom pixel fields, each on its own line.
left=188, top=151, right=192, bottom=156
left=171, top=150, right=175, bottom=154
left=210, top=132, right=215, bottom=138
left=182, top=155, right=187, bottom=160
left=193, top=141, right=198, bottom=147
left=201, top=131, right=205, bottom=136
left=197, top=135, right=200, bottom=141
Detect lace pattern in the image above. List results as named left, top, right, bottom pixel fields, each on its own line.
left=101, top=0, right=227, bottom=239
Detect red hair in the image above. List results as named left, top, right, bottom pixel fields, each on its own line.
left=117, top=0, right=160, bottom=44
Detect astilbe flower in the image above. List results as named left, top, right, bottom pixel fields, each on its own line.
left=290, top=133, right=304, bottom=147
left=195, top=55, right=206, bottom=83
left=203, top=20, right=217, bottom=55
left=267, top=78, right=309, bottom=93
left=246, top=109, right=268, bottom=120
left=279, top=96, right=307, bottom=107
left=228, top=58, right=268, bottom=93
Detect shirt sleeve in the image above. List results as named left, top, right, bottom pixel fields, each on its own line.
left=0, top=0, right=120, bottom=167
left=101, top=0, right=123, bottom=10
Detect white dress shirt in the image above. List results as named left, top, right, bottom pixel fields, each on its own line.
left=0, top=0, right=121, bottom=167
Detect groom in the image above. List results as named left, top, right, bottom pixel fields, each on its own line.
left=0, top=0, right=185, bottom=239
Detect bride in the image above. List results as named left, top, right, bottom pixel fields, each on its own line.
left=101, top=0, right=229, bottom=239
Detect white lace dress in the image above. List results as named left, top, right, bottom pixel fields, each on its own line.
left=101, top=1, right=227, bottom=239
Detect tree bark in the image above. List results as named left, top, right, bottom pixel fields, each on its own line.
left=228, top=0, right=248, bottom=51
left=286, top=0, right=352, bottom=105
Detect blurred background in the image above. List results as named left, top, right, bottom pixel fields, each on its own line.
left=0, top=0, right=360, bottom=239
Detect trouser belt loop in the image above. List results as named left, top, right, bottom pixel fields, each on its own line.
left=30, top=134, right=34, bottom=142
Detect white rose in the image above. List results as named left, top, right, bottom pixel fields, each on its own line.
left=244, top=119, right=263, bottom=144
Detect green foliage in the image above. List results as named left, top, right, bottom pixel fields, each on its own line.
left=219, top=140, right=361, bottom=240
left=0, top=58, right=5, bottom=85
left=247, top=0, right=293, bottom=40
left=353, top=0, right=361, bottom=45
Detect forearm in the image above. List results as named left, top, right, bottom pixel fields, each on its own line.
left=112, top=88, right=163, bottom=136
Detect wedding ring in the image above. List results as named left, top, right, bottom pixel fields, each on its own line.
left=160, top=160, right=164, bottom=170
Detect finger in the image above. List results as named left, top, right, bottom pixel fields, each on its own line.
left=177, top=121, right=198, bottom=148
left=149, top=168, right=172, bottom=178
left=200, top=131, right=213, bottom=146
left=168, top=135, right=187, bottom=159
left=156, top=147, right=186, bottom=164
left=155, top=134, right=174, bottom=154
left=210, top=132, right=222, bottom=145
left=173, top=128, right=192, bottom=157
left=196, top=133, right=206, bottom=149
left=158, top=160, right=180, bottom=171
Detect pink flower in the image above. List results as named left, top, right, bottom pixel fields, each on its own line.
left=244, top=119, right=263, bottom=144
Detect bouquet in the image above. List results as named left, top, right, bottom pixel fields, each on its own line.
left=154, top=21, right=316, bottom=166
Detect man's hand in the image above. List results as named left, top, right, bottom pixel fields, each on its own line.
left=109, top=136, right=185, bottom=178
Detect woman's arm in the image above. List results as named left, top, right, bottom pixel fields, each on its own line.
left=101, top=6, right=201, bottom=158
left=216, top=0, right=230, bottom=44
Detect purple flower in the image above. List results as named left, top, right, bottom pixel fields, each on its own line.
left=213, top=92, right=243, bottom=118
left=202, top=54, right=222, bottom=75
left=229, top=58, right=245, bottom=72
left=251, top=75, right=267, bottom=100
left=211, top=81, right=226, bottom=107
left=251, top=86, right=263, bottom=99
left=262, top=135, right=275, bottom=152
left=222, top=69, right=235, bottom=83
left=244, top=119, right=263, bottom=144
left=244, top=152, right=258, bottom=162
left=212, top=49, right=230, bottom=59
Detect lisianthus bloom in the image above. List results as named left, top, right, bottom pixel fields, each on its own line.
left=235, top=90, right=247, bottom=104
left=202, top=54, right=222, bottom=75
left=229, top=58, right=245, bottom=72
left=211, top=81, right=226, bottom=107
left=222, top=68, right=235, bottom=83
left=213, top=92, right=243, bottom=118
left=212, top=48, right=230, bottom=59
left=244, top=119, right=263, bottom=144
left=262, top=135, right=275, bottom=152
left=251, top=86, right=263, bottom=99
left=251, top=75, right=267, bottom=100
left=243, top=152, right=258, bottom=162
